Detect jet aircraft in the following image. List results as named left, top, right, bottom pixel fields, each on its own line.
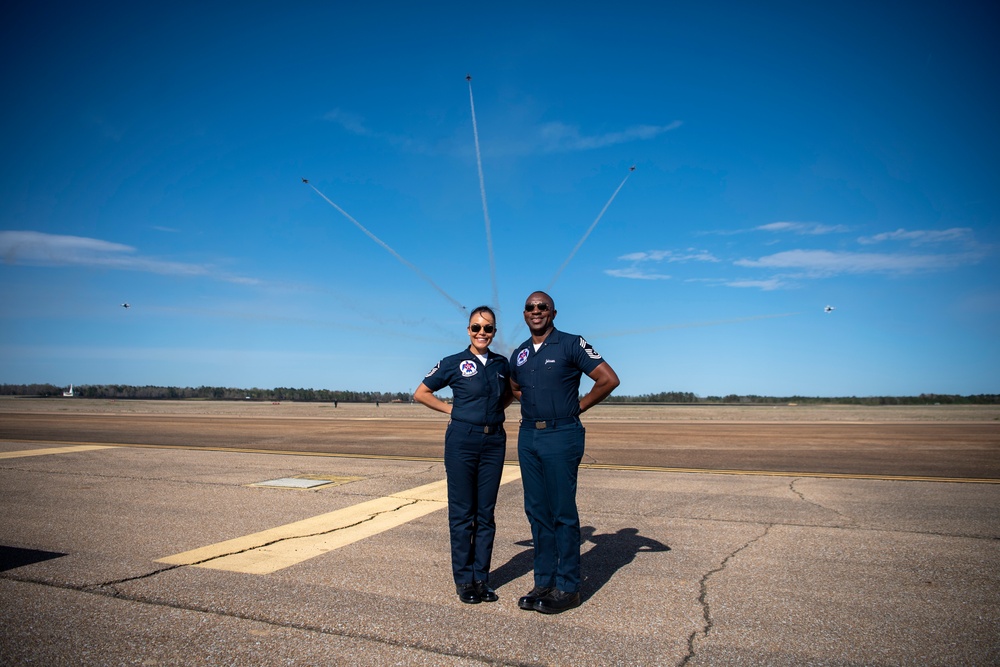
left=121, top=303, right=131, bottom=309
left=824, top=305, right=835, bottom=313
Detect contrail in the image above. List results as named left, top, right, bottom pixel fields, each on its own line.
left=305, top=180, right=467, bottom=314
left=546, top=166, right=635, bottom=291
left=597, top=312, right=802, bottom=338
left=466, top=74, right=500, bottom=315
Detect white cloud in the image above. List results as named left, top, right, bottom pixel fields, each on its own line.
left=724, top=278, right=789, bottom=291
left=734, top=248, right=981, bottom=276
left=535, top=120, right=682, bottom=153
left=755, top=221, right=849, bottom=235
left=0, top=231, right=259, bottom=285
left=326, top=106, right=681, bottom=157
left=324, top=108, right=371, bottom=135
left=607, top=248, right=718, bottom=280
left=604, top=267, right=671, bottom=280
left=616, top=249, right=719, bottom=264
left=857, top=227, right=974, bottom=246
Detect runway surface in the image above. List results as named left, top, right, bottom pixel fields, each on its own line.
left=1, top=402, right=998, bottom=664
left=2, top=408, right=998, bottom=480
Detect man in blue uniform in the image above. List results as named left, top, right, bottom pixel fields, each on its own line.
left=509, top=291, right=620, bottom=614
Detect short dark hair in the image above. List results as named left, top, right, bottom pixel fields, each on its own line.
left=526, top=291, right=555, bottom=310
left=468, top=305, right=496, bottom=325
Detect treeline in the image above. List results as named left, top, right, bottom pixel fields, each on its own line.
left=2, top=384, right=998, bottom=405
left=0, top=384, right=412, bottom=403
left=605, top=393, right=1000, bottom=405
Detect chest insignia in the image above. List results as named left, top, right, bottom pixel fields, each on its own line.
left=459, top=360, right=478, bottom=377
left=516, top=348, right=530, bottom=366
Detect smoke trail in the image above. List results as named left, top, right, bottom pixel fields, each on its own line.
left=305, top=181, right=467, bottom=315
left=546, top=166, right=635, bottom=291
left=466, top=75, right=500, bottom=315
left=598, top=312, right=802, bottom=338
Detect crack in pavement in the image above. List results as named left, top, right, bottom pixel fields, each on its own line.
left=680, top=523, right=774, bottom=667
left=789, top=478, right=859, bottom=528
left=1, top=575, right=540, bottom=666
left=21, top=498, right=430, bottom=592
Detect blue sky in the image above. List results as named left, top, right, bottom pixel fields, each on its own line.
left=2, top=1, right=997, bottom=397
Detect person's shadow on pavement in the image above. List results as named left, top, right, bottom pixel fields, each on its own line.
left=491, top=525, right=669, bottom=600
left=578, top=526, right=670, bottom=601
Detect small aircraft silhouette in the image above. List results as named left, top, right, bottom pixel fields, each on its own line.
left=824, top=305, right=835, bottom=313
left=121, top=303, right=131, bottom=309
left=301, top=178, right=309, bottom=183
left=466, top=74, right=472, bottom=81
left=630, top=165, right=636, bottom=171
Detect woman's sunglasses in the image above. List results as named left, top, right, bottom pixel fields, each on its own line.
left=469, top=324, right=495, bottom=334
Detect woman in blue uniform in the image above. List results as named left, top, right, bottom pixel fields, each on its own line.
left=414, top=305, right=513, bottom=604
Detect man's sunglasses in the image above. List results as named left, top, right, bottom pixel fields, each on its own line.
left=524, top=303, right=550, bottom=312
left=469, top=324, right=495, bottom=333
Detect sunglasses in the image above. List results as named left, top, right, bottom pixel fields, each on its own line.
left=469, top=323, right=495, bottom=334
left=523, top=303, right=550, bottom=312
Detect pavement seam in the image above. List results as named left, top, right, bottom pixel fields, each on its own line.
left=680, top=522, right=774, bottom=667
left=0, top=575, right=538, bottom=666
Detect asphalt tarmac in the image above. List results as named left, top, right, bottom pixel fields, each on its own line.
left=1, top=406, right=998, bottom=665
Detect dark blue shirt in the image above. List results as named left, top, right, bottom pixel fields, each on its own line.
left=510, top=328, right=606, bottom=421
left=422, top=348, right=511, bottom=426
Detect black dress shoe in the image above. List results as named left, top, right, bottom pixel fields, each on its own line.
left=474, top=580, right=498, bottom=602
left=457, top=583, right=481, bottom=604
left=517, top=586, right=553, bottom=610
left=533, top=589, right=581, bottom=614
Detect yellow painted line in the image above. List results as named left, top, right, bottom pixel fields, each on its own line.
left=0, top=444, right=115, bottom=459
left=158, top=465, right=522, bottom=574
left=3, top=439, right=996, bottom=484
left=580, top=463, right=1000, bottom=484
left=0, top=439, right=447, bottom=463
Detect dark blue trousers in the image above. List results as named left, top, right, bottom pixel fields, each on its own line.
left=444, top=422, right=506, bottom=585
left=517, top=420, right=585, bottom=593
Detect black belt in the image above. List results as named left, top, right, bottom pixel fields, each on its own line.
left=521, top=416, right=580, bottom=430
left=450, top=419, right=503, bottom=434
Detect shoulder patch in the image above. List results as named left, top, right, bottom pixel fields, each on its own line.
left=516, top=348, right=530, bottom=366
left=579, top=337, right=602, bottom=360
left=425, top=362, right=441, bottom=378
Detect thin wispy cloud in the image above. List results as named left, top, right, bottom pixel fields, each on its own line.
left=606, top=248, right=717, bottom=280
left=324, top=108, right=431, bottom=153
left=327, top=107, right=681, bottom=157
left=0, top=231, right=259, bottom=285
left=755, top=221, right=850, bottom=235
left=735, top=248, right=983, bottom=276
left=534, top=120, right=682, bottom=153
left=725, top=278, right=790, bottom=291
left=605, top=267, right=672, bottom=280
left=618, top=249, right=719, bottom=263
left=324, top=109, right=371, bottom=135
left=857, top=227, right=974, bottom=246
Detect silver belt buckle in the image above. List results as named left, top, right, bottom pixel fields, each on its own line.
left=535, top=420, right=547, bottom=429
